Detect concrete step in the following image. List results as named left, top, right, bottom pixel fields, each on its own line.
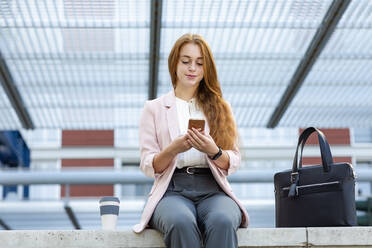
left=0, top=227, right=372, bottom=247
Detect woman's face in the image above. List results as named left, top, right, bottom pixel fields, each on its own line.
left=176, top=43, right=204, bottom=90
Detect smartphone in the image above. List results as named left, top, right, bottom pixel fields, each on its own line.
left=188, top=119, right=205, bottom=132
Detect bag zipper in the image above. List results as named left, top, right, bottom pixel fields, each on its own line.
left=282, top=181, right=340, bottom=191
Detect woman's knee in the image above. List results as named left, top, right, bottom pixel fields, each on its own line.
left=157, top=210, right=197, bottom=233
left=204, top=212, right=238, bottom=230
left=169, top=215, right=198, bottom=231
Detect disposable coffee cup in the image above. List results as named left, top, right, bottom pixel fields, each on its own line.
left=99, top=196, right=120, bottom=230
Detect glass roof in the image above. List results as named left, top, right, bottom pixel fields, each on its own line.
left=0, top=85, right=22, bottom=129
left=1, top=0, right=149, bottom=129
left=159, top=0, right=333, bottom=128
left=0, top=0, right=371, bottom=130
left=280, top=0, right=372, bottom=127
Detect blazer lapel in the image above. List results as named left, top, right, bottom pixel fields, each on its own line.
left=164, top=90, right=180, bottom=141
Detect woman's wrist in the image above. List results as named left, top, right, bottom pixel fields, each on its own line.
left=208, top=146, right=221, bottom=159
left=167, top=143, right=179, bottom=157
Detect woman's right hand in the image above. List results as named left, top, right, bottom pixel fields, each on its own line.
left=170, top=134, right=193, bottom=155
left=153, top=134, right=192, bottom=174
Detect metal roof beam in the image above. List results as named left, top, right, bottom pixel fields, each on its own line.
left=266, top=0, right=352, bottom=128
left=148, top=0, right=162, bottom=100
left=2, top=20, right=370, bottom=29
left=0, top=219, right=11, bottom=230
left=6, top=53, right=372, bottom=62
left=0, top=52, right=34, bottom=129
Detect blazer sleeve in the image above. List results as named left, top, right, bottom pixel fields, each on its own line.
left=208, top=101, right=241, bottom=176
left=224, top=144, right=241, bottom=175
left=138, top=101, right=161, bottom=178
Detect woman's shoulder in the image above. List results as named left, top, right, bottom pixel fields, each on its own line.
left=143, top=90, right=174, bottom=109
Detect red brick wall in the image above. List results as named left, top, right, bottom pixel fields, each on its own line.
left=62, top=130, right=114, bottom=146
left=61, top=185, right=114, bottom=197
left=61, top=130, right=114, bottom=197
left=299, top=128, right=350, bottom=145
left=299, top=128, right=351, bottom=166
left=302, top=157, right=352, bottom=166
left=62, top=159, right=114, bottom=168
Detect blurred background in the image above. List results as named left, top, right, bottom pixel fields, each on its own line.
left=0, top=0, right=371, bottom=230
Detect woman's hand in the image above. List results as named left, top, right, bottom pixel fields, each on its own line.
left=186, top=128, right=219, bottom=157
left=153, top=134, right=192, bottom=174
left=170, top=134, right=193, bottom=155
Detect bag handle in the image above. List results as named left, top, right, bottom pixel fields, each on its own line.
left=292, top=127, right=334, bottom=173
left=288, top=127, right=334, bottom=197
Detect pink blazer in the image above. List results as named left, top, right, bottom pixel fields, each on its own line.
left=132, top=90, right=249, bottom=233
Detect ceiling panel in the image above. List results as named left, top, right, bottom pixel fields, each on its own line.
left=0, top=0, right=150, bottom=129
left=280, top=0, right=372, bottom=127
left=0, top=85, right=22, bottom=129
left=0, top=0, right=371, bottom=130
left=159, top=0, right=333, bottom=127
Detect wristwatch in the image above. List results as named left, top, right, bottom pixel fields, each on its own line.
left=209, top=147, right=222, bottom=160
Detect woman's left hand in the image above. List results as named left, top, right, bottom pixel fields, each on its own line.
left=186, top=128, right=219, bottom=157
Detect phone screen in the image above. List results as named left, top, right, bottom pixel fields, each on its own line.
left=188, top=119, right=205, bottom=131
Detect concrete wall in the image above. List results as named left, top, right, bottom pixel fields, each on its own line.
left=1, top=227, right=372, bottom=248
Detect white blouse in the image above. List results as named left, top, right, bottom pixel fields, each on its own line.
left=175, top=97, right=208, bottom=168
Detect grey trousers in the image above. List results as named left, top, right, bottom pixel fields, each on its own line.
left=149, top=170, right=242, bottom=248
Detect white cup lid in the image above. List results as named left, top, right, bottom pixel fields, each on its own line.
left=99, top=196, right=120, bottom=203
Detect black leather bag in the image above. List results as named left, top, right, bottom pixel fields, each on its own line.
left=274, top=127, right=357, bottom=227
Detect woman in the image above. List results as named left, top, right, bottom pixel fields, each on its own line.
left=133, top=33, right=249, bottom=248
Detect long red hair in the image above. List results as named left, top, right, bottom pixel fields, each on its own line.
left=168, top=33, right=238, bottom=150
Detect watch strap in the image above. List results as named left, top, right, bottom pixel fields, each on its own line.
left=210, top=147, right=222, bottom=160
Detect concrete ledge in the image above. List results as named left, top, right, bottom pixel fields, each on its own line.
left=0, top=227, right=372, bottom=248
left=307, top=227, right=372, bottom=247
